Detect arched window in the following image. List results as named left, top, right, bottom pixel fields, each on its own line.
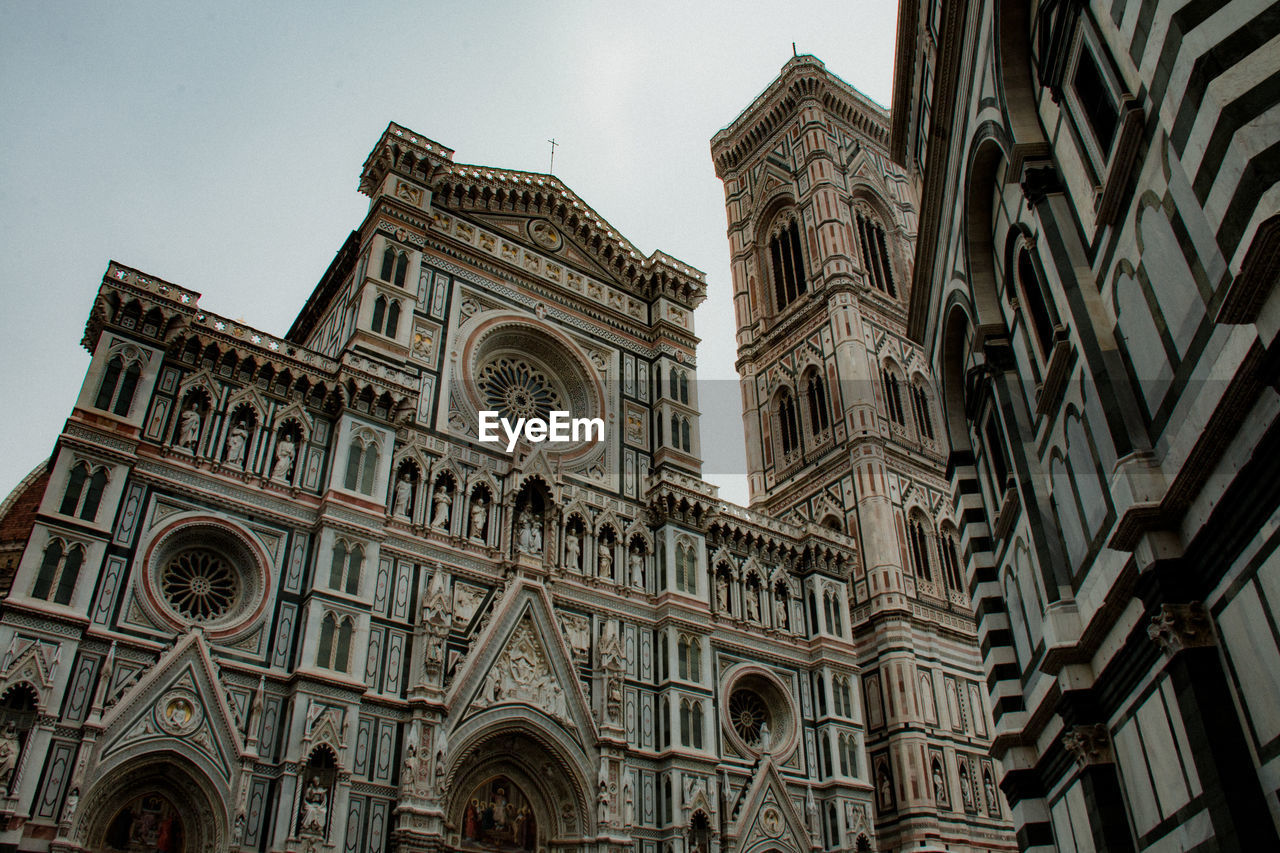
left=939, top=526, right=964, bottom=591
left=838, top=733, right=850, bottom=775
left=669, top=370, right=679, bottom=401
left=908, top=515, right=934, bottom=583
left=344, top=433, right=380, bottom=495
left=855, top=209, right=897, bottom=297
left=317, top=613, right=354, bottom=672
left=677, top=635, right=689, bottom=679
left=380, top=246, right=395, bottom=280
left=659, top=697, right=671, bottom=748
left=689, top=637, right=701, bottom=682
left=1015, top=243, right=1057, bottom=360
left=820, top=735, right=833, bottom=779
left=679, top=371, right=689, bottom=404
left=658, top=632, right=669, bottom=682
left=817, top=676, right=828, bottom=715
left=806, top=372, right=831, bottom=435
left=385, top=299, right=401, bottom=338
left=372, top=295, right=387, bottom=333
left=335, top=617, right=353, bottom=672
left=778, top=388, right=801, bottom=456
left=393, top=252, right=408, bottom=287
left=32, top=539, right=84, bottom=605
left=691, top=700, right=704, bottom=749
left=769, top=216, right=807, bottom=310
left=61, top=462, right=109, bottom=520
left=328, top=539, right=363, bottom=595
left=680, top=417, right=691, bottom=452
left=881, top=368, right=905, bottom=425
left=680, top=698, right=691, bottom=745
left=94, top=355, right=142, bottom=416
left=910, top=382, right=935, bottom=440
left=670, top=413, right=680, bottom=448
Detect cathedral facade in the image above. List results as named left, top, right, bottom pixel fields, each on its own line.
left=894, top=0, right=1280, bottom=850
left=0, top=115, right=888, bottom=853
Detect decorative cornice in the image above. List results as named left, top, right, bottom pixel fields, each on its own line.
left=1148, top=602, right=1215, bottom=658
left=1061, top=723, right=1114, bottom=768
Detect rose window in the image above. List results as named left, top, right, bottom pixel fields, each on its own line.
left=729, top=689, right=770, bottom=746
left=477, top=356, right=563, bottom=421
left=161, top=548, right=240, bottom=622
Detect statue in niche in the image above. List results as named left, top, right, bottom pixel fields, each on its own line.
left=178, top=402, right=202, bottom=450
left=403, top=743, right=420, bottom=792
left=716, top=573, right=730, bottom=611
left=628, top=548, right=643, bottom=588
left=622, top=780, right=634, bottom=827
left=564, top=527, right=581, bottom=571
left=983, top=771, right=997, bottom=813
left=932, top=762, right=946, bottom=803
left=517, top=509, right=543, bottom=555
left=597, top=780, right=609, bottom=827
left=300, top=777, right=328, bottom=833
left=61, top=787, right=79, bottom=824
left=598, top=541, right=613, bottom=579
left=392, top=472, right=414, bottom=518
left=0, top=723, right=19, bottom=789
left=226, top=421, right=248, bottom=465
left=470, top=495, right=488, bottom=540
left=746, top=583, right=761, bottom=621
left=431, top=483, right=451, bottom=529
left=773, top=590, right=789, bottom=629
left=272, top=433, right=296, bottom=482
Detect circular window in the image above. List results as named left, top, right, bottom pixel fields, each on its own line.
left=140, top=518, right=268, bottom=638
left=161, top=548, right=240, bottom=622
left=456, top=317, right=604, bottom=459
left=721, top=666, right=797, bottom=758
left=477, top=356, right=564, bottom=422
left=729, top=688, right=770, bottom=746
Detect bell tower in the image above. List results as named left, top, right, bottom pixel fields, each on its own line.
left=712, top=55, right=1016, bottom=853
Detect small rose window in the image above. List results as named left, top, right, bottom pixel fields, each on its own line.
left=161, top=548, right=240, bottom=622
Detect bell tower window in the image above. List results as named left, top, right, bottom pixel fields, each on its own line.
left=856, top=210, right=897, bottom=298
left=769, top=217, right=807, bottom=311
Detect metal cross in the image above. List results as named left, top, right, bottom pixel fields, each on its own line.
left=548, top=138, right=558, bottom=174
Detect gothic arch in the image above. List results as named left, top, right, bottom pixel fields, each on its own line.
left=995, top=0, right=1049, bottom=148
left=72, top=751, right=229, bottom=852
left=442, top=714, right=594, bottom=842
left=963, top=129, right=1014, bottom=335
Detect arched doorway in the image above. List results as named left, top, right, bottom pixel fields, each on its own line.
left=445, top=726, right=590, bottom=852
left=74, top=754, right=227, bottom=853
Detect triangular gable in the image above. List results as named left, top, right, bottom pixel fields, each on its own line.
left=466, top=213, right=622, bottom=285
left=732, top=760, right=813, bottom=853
left=445, top=581, right=596, bottom=747
left=97, top=632, right=246, bottom=783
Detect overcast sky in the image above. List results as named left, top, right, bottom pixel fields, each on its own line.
left=0, top=1, right=898, bottom=508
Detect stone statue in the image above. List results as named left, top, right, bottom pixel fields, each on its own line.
left=622, top=780, right=634, bottom=827
left=773, top=591, right=789, bottom=629
left=628, top=549, right=643, bottom=588
left=716, top=573, right=730, bottom=611
left=431, top=484, right=451, bottom=529
left=272, top=433, right=296, bottom=483
left=226, top=421, right=248, bottom=465
left=746, top=584, right=761, bottom=621
left=933, top=763, right=945, bottom=803
left=392, top=473, right=413, bottom=518
left=470, top=496, right=487, bottom=540
left=0, top=723, right=19, bottom=789
left=758, top=719, right=770, bottom=750
left=517, top=509, right=543, bottom=555
left=806, top=786, right=820, bottom=840
left=402, top=743, right=419, bottom=791
left=301, top=776, right=328, bottom=833
left=61, top=787, right=79, bottom=823
left=983, top=772, right=996, bottom=812
left=564, top=528, right=581, bottom=571
left=178, top=402, right=202, bottom=450
left=597, top=780, right=610, bottom=826
left=598, top=541, right=613, bottom=579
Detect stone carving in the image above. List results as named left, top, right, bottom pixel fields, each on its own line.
left=598, top=541, right=613, bottom=579
left=559, top=612, right=590, bottom=660
left=622, top=779, right=634, bottom=827
left=300, top=777, right=328, bottom=834
left=431, top=484, right=452, bottom=529
left=478, top=621, right=568, bottom=722
left=392, top=473, right=414, bottom=518
left=746, top=583, right=761, bottom=621
left=1061, top=723, right=1114, bottom=767
left=716, top=573, right=730, bottom=611
left=226, top=421, right=248, bottom=465
left=0, top=723, right=18, bottom=790
left=470, top=495, right=488, bottom=540
left=61, top=786, right=79, bottom=825
left=272, top=433, right=296, bottom=483
left=453, top=584, right=485, bottom=628
left=773, top=591, right=788, bottom=629
left=1148, top=602, right=1214, bottom=657
left=178, top=402, right=202, bottom=450
left=628, top=549, right=643, bottom=588
left=421, top=568, right=452, bottom=680
left=600, top=620, right=625, bottom=723
left=517, top=509, right=543, bottom=555
left=564, top=528, right=581, bottom=571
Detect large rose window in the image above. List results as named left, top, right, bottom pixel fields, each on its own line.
left=477, top=356, right=564, bottom=422
left=729, top=689, right=770, bottom=746
left=139, top=518, right=269, bottom=639
left=721, top=666, right=797, bottom=757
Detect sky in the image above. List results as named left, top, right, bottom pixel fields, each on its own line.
left=0, top=1, right=899, bottom=508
